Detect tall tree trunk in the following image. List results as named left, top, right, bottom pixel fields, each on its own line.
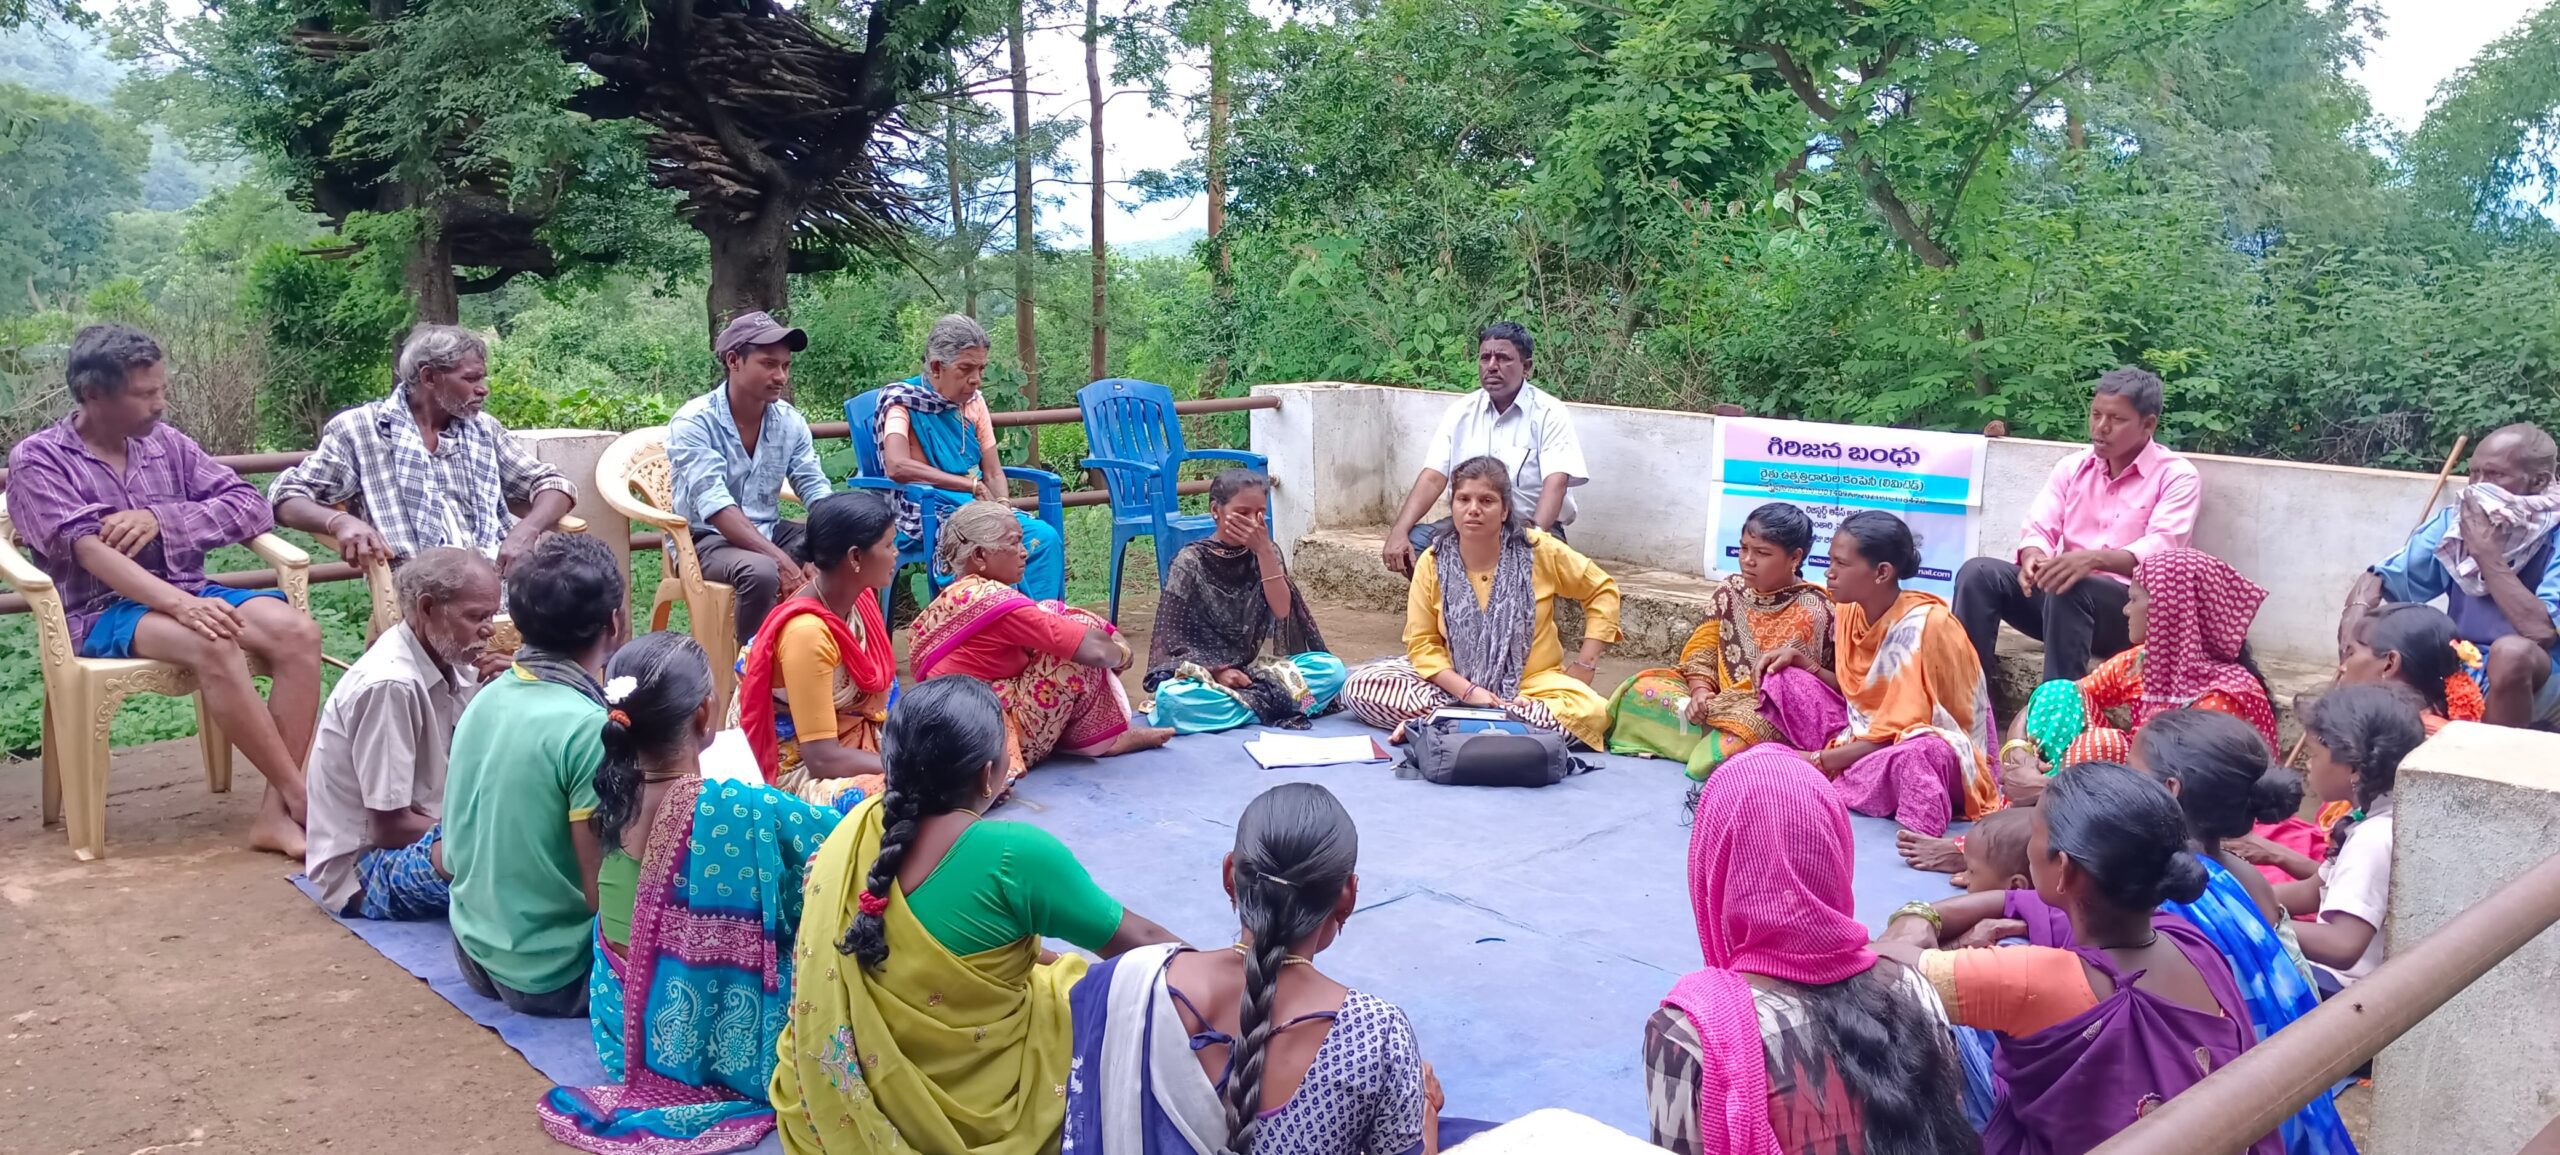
left=404, top=217, right=460, bottom=325
left=1010, top=0, right=1040, bottom=466
left=702, top=209, right=794, bottom=342
left=1086, top=0, right=1107, bottom=383
left=947, top=66, right=977, bottom=318
left=1202, top=3, right=1231, bottom=397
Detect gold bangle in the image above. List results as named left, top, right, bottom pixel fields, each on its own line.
left=2000, top=738, right=2038, bottom=762
left=1892, top=900, right=1945, bottom=932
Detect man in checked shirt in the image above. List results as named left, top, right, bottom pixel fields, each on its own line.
left=268, top=323, right=577, bottom=576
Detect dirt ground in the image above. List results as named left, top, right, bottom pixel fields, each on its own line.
left=0, top=587, right=2365, bottom=1154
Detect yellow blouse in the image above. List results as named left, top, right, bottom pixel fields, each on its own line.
left=1405, top=529, right=1623, bottom=681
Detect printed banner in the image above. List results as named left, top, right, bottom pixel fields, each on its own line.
left=1703, top=417, right=1988, bottom=602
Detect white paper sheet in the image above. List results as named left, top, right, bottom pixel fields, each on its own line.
left=1244, top=731, right=1390, bottom=769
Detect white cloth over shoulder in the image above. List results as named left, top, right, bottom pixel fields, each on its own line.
left=2435, top=482, right=2560, bottom=596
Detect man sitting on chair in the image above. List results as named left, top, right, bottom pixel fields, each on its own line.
left=303, top=548, right=502, bottom=921
left=667, top=310, right=835, bottom=646
left=269, top=323, right=577, bottom=574
left=870, top=312, right=1066, bottom=600
left=5, top=323, right=322, bottom=856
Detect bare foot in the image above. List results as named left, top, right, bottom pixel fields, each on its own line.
left=1897, top=829, right=1964, bottom=874
left=250, top=808, right=306, bottom=859
left=1105, top=725, right=1176, bottom=756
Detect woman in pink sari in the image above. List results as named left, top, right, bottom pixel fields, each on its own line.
left=909, top=501, right=1174, bottom=778
left=1642, top=745, right=1976, bottom=1155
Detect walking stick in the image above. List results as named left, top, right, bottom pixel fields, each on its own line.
left=2284, top=433, right=2472, bottom=767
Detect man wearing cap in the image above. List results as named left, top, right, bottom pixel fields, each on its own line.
left=667, top=310, right=835, bottom=646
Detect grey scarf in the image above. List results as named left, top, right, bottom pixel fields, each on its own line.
left=1434, top=527, right=1537, bottom=699
left=514, top=644, right=606, bottom=708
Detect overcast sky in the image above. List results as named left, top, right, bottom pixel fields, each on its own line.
left=1027, top=0, right=2552, bottom=247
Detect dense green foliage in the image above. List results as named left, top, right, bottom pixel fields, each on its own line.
left=1210, top=0, right=2560, bottom=470
left=0, top=81, right=146, bottom=307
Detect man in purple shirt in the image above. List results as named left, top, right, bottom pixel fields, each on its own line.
left=1953, top=366, right=2204, bottom=684
left=5, top=324, right=321, bottom=856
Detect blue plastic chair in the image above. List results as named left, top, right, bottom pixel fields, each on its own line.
left=1075, top=378, right=1268, bottom=623
left=841, top=388, right=1065, bottom=597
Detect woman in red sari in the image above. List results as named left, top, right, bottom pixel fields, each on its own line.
left=734, top=491, right=901, bottom=808
left=910, top=501, right=1175, bottom=778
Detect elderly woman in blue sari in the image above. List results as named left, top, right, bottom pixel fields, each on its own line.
left=872, top=312, right=1065, bottom=601
left=537, top=632, right=840, bottom=1155
left=2126, top=708, right=2355, bottom=1155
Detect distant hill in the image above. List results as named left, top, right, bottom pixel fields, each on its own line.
left=1115, top=228, right=1206, bottom=260
left=0, top=25, right=237, bottom=211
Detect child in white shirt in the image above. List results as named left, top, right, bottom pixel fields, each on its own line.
left=2278, top=681, right=2427, bottom=990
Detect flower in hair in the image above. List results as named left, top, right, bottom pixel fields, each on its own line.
left=607, top=709, right=632, bottom=728
left=604, top=675, right=639, bottom=704
left=858, top=891, right=889, bottom=917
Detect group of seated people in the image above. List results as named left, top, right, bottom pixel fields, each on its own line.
left=4, top=313, right=2534, bottom=1155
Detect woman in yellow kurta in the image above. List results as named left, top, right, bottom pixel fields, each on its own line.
left=770, top=676, right=1180, bottom=1154
left=1342, top=455, right=1622, bottom=748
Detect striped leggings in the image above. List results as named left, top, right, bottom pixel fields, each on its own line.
left=1340, top=658, right=1566, bottom=736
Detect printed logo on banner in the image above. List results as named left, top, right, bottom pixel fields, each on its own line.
left=1703, top=417, right=1989, bottom=602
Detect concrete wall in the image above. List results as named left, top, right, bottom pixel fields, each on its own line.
left=1253, top=383, right=2456, bottom=666
left=2372, top=721, right=2560, bottom=1155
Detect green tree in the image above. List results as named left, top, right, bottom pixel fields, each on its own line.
left=0, top=80, right=146, bottom=311
left=2405, top=1, right=2560, bottom=233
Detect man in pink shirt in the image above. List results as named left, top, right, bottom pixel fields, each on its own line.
left=1954, top=367, right=2203, bottom=683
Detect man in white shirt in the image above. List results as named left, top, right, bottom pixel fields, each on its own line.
left=303, top=548, right=503, bottom=920
left=1381, top=322, right=1590, bottom=574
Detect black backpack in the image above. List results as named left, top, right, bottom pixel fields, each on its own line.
left=1395, top=708, right=1597, bottom=787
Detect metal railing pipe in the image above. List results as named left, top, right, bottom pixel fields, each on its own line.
left=2089, top=848, right=2560, bottom=1155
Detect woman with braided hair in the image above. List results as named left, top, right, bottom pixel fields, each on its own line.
left=772, top=676, right=1180, bottom=1155
left=1065, top=782, right=1464, bottom=1155
left=910, top=500, right=1175, bottom=779
left=539, top=632, right=841, bottom=1155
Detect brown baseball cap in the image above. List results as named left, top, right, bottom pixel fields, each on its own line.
left=714, top=310, right=809, bottom=359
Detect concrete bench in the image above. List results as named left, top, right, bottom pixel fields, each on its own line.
left=1290, top=525, right=2335, bottom=748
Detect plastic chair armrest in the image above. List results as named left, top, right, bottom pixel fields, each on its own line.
left=1181, top=448, right=1268, bottom=471
left=244, top=532, right=313, bottom=613
left=1079, top=455, right=1162, bottom=479
left=599, top=483, right=686, bottom=535
left=244, top=532, right=311, bottom=571
left=1002, top=466, right=1067, bottom=532
left=0, top=532, right=57, bottom=595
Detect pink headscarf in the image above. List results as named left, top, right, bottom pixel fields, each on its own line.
left=2132, top=547, right=2278, bottom=748
left=1660, top=745, right=1878, bottom=1155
